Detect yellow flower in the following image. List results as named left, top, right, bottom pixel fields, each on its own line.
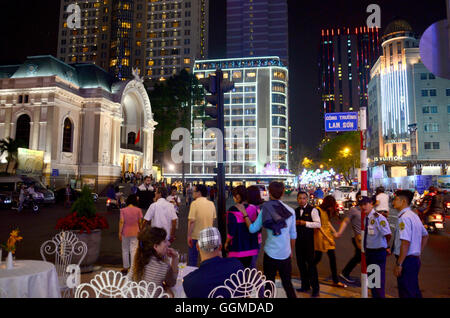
left=10, top=229, right=19, bottom=237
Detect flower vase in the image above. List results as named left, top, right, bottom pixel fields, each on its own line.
left=6, top=252, right=13, bottom=270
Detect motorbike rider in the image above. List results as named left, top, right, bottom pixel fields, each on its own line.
left=421, top=186, right=444, bottom=221
left=313, top=187, right=324, bottom=199
left=18, top=184, right=29, bottom=212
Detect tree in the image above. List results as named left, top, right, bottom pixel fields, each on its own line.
left=320, top=132, right=360, bottom=184
left=0, top=137, right=19, bottom=174
left=146, top=69, right=204, bottom=153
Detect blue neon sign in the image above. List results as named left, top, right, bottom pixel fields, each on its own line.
left=325, top=112, right=358, bottom=132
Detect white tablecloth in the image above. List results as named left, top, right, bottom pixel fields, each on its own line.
left=0, top=260, right=61, bottom=298
left=173, top=265, right=198, bottom=298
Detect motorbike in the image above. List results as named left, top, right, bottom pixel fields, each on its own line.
left=106, top=193, right=126, bottom=211
left=14, top=195, right=42, bottom=213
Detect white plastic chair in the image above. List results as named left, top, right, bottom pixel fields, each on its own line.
left=40, top=231, right=87, bottom=297
left=75, top=270, right=129, bottom=298
left=208, top=268, right=276, bottom=298
left=121, top=280, right=170, bottom=298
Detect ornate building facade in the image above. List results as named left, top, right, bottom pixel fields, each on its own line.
left=0, top=55, right=157, bottom=192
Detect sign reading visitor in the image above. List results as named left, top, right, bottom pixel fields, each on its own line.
left=325, top=112, right=358, bottom=132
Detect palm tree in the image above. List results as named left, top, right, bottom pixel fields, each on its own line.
left=0, top=137, right=19, bottom=174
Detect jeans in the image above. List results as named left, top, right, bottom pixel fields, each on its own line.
left=250, top=244, right=260, bottom=268
left=121, top=236, right=138, bottom=269
left=314, top=249, right=339, bottom=284
left=397, top=256, right=422, bottom=298
left=263, top=253, right=297, bottom=298
left=342, top=238, right=361, bottom=277
left=188, top=239, right=199, bottom=266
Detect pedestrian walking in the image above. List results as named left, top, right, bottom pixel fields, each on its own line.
left=144, top=187, right=178, bottom=244
left=186, top=184, right=193, bottom=207
left=119, top=194, right=143, bottom=275
left=167, top=186, right=181, bottom=215
left=246, top=185, right=264, bottom=268
left=360, top=196, right=391, bottom=298
left=295, top=191, right=321, bottom=297
left=128, top=226, right=179, bottom=297
left=314, top=196, right=347, bottom=288
left=224, top=185, right=259, bottom=268
left=392, top=190, right=428, bottom=298
left=64, top=184, right=72, bottom=208
left=187, top=184, right=217, bottom=266
left=136, top=176, right=155, bottom=213
left=241, top=181, right=298, bottom=298
left=336, top=191, right=362, bottom=283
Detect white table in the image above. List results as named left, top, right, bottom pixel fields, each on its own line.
left=172, top=264, right=198, bottom=298
left=0, top=260, right=61, bottom=298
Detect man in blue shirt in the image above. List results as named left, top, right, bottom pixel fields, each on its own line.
left=392, top=190, right=428, bottom=298
left=241, top=181, right=297, bottom=298
left=183, top=227, right=244, bottom=298
left=313, top=187, right=324, bottom=199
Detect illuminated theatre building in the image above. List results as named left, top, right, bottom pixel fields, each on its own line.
left=0, top=55, right=157, bottom=192
left=167, top=57, right=293, bottom=184
left=367, top=20, right=450, bottom=186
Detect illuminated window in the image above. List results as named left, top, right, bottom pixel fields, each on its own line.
left=149, top=32, right=157, bottom=38
left=125, top=49, right=130, bottom=56
left=246, top=72, right=256, bottom=77
left=148, top=60, right=154, bottom=66
left=82, top=47, right=89, bottom=53
left=137, top=22, right=142, bottom=28
left=63, top=22, right=67, bottom=28
left=122, top=58, right=129, bottom=66
left=110, top=59, right=117, bottom=66
left=184, top=58, right=191, bottom=64
left=136, top=41, right=142, bottom=47
left=62, top=118, right=73, bottom=153
left=147, top=69, right=153, bottom=76
left=233, top=71, right=242, bottom=79
left=102, top=25, right=108, bottom=31
left=123, top=3, right=130, bottom=10
left=173, top=22, right=179, bottom=28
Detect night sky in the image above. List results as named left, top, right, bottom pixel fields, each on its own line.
left=0, top=0, right=446, bottom=153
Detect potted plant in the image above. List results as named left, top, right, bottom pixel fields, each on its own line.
left=56, top=186, right=108, bottom=273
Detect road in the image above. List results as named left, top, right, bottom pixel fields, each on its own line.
left=0, top=193, right=448, bottom=297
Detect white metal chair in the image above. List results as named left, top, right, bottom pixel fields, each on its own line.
left=75, top=270, right=129, bottom=298
left=208, top=268, right=276, bottom=298
left=121, top=280, right=170, bottom=298
left=40, top=231, right=87, bottom=297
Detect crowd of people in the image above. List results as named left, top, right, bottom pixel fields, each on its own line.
left=115, top=176, right=432, bottom=298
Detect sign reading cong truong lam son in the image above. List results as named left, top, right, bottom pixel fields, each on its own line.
left=325, top=112, right=358, bottom=132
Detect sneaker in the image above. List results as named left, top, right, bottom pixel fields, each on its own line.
left=339, top=273, right=355, bottom=284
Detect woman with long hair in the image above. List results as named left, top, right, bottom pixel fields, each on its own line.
left=224, top=185, right=259, bottom=268
left=119, top=194, right=143, bottom=275
left=129, top=226, right=179, bottom=295
left=246, top=185, right=264, bottom=268
left=314, top=195, right=347, bottom=288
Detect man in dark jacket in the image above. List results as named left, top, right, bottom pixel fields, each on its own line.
left=295, top=191, right=321, bottom=297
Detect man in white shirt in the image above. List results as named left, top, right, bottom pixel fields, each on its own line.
left=392, top=190, right=428, bottom=298
left=375, top=186, right=390, bottom=218
left=167, top=186, right=181, bottom=214
left=144, top=186, right=178, bottom=243
left=295, top=191, right=321, bottom=297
